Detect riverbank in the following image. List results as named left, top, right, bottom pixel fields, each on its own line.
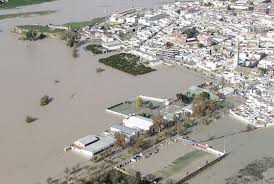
left=13, top=17, right=106, bottom=40
left=0, top=10, right=56, bottom=20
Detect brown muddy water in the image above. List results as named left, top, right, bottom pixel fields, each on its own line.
left=1, top=0, right=273, bottom=184
left=0, top=0, right=205, bottom=183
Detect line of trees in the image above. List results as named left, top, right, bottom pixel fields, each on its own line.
left=192, top=91, right=215, bottom=116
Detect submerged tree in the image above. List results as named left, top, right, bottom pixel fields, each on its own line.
left=135, top=96, right=143, bottom=106
left=40, top=95, right=51, bottom=106
left=25, top=115, right=35, bottom=123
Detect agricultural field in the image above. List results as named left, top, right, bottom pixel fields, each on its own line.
left=98, top=53, right=156, bottom=76
left=0, top=0, right=57, bottom=9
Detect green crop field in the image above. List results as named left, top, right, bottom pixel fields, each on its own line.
left=16, top=25, right=66, bottom=33
left=63, top=17, right=106, bottom=30
left=99, top=53, right=156, bottom=76
left=0, top=0, right=57, bottom=9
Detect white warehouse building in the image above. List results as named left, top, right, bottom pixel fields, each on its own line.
left=123, top=116, right=153, bottom=131
left=71, top=133, right=115, bottom=157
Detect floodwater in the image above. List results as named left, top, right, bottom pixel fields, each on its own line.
left=1, top=0, right=273, bottom=184
left=188, top=117, right=274, bottom=184
left=0, top=0, right=207, bottom=183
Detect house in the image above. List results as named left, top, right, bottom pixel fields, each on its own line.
left=71, top=132, right=115, bottom=157
left=218, top=87, right=235, bottom=98
left=123, top=116, right=153, bottom=131
left=197, top=34, right=214, bottom=46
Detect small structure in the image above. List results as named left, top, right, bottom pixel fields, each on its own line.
left=218, top=87, right=235, bottom=98
left=110, top=124, right=141, bottom=142
left=123, top=116, right=153, bottom=131
left=70, top=132, right=115, bottom=157
left=183, top=104, right=193, bottom=114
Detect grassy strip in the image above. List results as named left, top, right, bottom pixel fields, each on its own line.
left=0, top=0, right=57, bottom=9
left=16, top=24, right=66, bottom=33
left=63, top=17, right=106, bottom=30
left=0, top=11, right=56, bottom=20
left=98, top=53, right=156, bottom=76
left=15, top=17, right=106, bottom=35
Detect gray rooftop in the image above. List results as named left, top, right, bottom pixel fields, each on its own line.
left=82, top=133, right=115, bottom=154
left=76, top=135, right=99, bottom=146
left=111, top=123, right=140, bottom=135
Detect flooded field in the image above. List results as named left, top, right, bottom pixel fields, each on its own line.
left=125, top=142, right=217, bottom=183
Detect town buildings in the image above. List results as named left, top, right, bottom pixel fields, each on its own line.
left=70, top=0, right=274, bottom=157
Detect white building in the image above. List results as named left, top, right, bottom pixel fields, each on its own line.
left=123, top=116, right=153, bottom=131
left=125, top=16, right=138, bottom=23
left=218, top=87, right=235, bottom=98
left=71, top=132, right=115, bottom=157
left=110, top=123, right=140, bottom=135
